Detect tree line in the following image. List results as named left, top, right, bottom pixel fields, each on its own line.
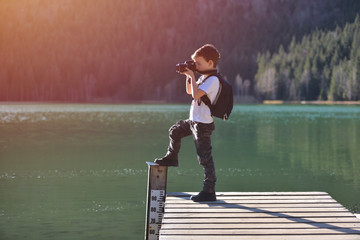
left=1, top=0, right=360, bottom=102
left=255, top=15, right=360, bottom=101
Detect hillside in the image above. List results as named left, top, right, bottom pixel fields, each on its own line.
left=255, top=15, right=360, bottom=101
left=1, top=0, right=359, bottom=102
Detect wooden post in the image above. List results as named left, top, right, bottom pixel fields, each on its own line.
left=144, top=162, right=168, bottom=240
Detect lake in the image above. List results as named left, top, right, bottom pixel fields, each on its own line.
left=0, top=103, right=359, bottom=239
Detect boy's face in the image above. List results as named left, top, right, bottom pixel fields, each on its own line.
left=193, top=56, right=214, bottom=72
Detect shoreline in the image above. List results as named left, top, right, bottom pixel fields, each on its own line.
left=0, top=100, right=360, bottom=105
left=263, top=100, right=360, bottom=105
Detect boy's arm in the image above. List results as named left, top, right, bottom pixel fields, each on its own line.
left=186, top=72, right=206, bottom=99
left=186, top=77, right=192, bottom=95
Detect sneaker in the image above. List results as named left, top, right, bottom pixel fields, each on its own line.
left=154, top=152, right=178, bottom=167
left=190, top=191, right=217, bottom=202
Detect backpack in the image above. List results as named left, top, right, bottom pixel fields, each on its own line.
left=200, top=73, right=234, bottom=120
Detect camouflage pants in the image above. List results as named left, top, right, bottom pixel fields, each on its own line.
left=167, top=119, right=216, bottom=193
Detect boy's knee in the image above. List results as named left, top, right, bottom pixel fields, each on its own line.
left=169, top=123, right=181, bottom=139
left=169, top=128, right=180, bottom=140
left=169, top=120, right=190, bottom=139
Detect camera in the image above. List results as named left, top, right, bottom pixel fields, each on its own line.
left=176, top=60, right=196, bottom=73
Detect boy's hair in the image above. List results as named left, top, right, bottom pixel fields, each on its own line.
left=191, top=44, right=221, bottom=67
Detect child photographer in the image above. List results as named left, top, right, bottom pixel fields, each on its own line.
left=155, top=44, right=221, bottom=202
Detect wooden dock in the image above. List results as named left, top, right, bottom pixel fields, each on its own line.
left=159, top=192, right=360, bottom=240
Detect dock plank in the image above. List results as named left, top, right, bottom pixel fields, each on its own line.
left=164, top=199, right=338, bottom=204
left=163, top=212, right=355, bottom=218
left=160, top=228, right=360, bottom=235
left=160, top=235, right=360, bottom=240
left=166, top=195, right=334, bottom=200
left=165, top=203, right=344, bottom=208
left=169, top=192, right=330, bottom=196
left=159, top=192, right=360, bottom=240
left=162, top=217, right=360, bottom=224
left=165, top=207, right=347, bottom=213
left=161, top=223, right=360, bottom=229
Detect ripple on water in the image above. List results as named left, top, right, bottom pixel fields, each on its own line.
left=1, top=104, right=360, bottom=124
left=84, top=200, right=145, bottom=213
left=0, top=169, right=148, bottom=180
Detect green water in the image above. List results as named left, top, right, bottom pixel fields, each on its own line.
left=0, top=104, right=359, bottom=239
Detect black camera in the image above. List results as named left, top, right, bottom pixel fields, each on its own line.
left=176, top=60, right=196, bottom=73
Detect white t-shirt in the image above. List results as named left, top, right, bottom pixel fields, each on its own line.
left=189, top=75, right=220, bottom=123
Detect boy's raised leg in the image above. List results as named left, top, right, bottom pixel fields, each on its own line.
left=154, top=120, right=192, bottom=166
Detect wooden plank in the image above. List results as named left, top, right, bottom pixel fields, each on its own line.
left=168, top=192, right=330, bottom=196
left=160, top=228, right=360, bottom=235
left=160, top=235, right=360, bottom=240
left=164, top=199, right=338, bottom=204
left=165, top=204, right=348, bottom=212
left=165, top=203, right=344, bottom=208
left=161, top=217, right=360, bottom=224
left=160, top=192, right=360, bottom=240
left=161, top=222, right=360, bottom=229
left=164, top=207, right=347, bottom=213
left=166, top=196, right=334, bottom=200
left=163, top=212, right=355, bottom=218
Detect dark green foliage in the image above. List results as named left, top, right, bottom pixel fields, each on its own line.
left=255, top=15, right=360, bottom=101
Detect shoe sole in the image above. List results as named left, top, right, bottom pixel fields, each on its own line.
left=154, top=160, right=178, bottom=167
left=190, top=195, right=217, bottom=202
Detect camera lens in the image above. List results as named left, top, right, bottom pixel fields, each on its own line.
left=176, top=63, right=187, bottom=73
left=175, top=60, right=196, bottom=73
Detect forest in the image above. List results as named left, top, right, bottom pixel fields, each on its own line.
left=255, top=15, right=360, bottom=101
left=1, top=0, right=360, bottom=102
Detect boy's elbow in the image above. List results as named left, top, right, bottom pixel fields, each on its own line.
left=193, top=89, right=206, bottom=100
left=192, top=91, right=199, bottom=99
left=192, top=92, right=204, bottom=100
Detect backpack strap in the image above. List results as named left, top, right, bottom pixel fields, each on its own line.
left=199, top=73, right=221, bottom=110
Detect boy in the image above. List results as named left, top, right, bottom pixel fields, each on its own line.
left=154, top=44, right=220, bottom=202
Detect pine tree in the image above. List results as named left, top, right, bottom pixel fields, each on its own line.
left=256, top=14, right=360, bottom=101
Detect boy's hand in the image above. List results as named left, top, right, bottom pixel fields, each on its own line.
left=182, top=67, right=205, bottom=99
left=181, top=67, right=195, bottom=79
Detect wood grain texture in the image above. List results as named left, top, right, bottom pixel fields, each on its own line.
left=159, top=192, right=360, bottom=240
